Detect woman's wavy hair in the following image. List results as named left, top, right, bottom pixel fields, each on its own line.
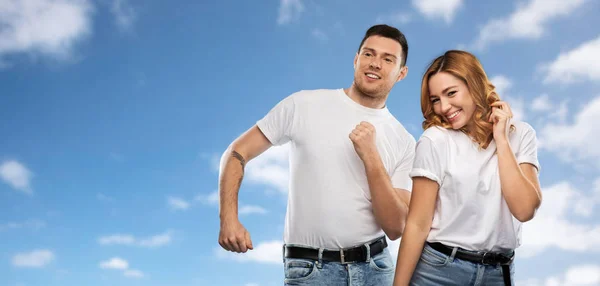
left=421, top=50, right=509, bottom=149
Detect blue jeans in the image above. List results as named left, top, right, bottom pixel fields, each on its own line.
left=410, top=243, right=515, bottom=286
left=283, top=248, right=395, bottom=285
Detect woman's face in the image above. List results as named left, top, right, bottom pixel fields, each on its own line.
left=428, top=72, right=477, bottom=130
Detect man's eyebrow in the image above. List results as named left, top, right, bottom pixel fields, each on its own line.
left=361, top=47, right=398, bottom=59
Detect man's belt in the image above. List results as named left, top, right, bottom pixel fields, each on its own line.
left=284, top=236, right=387, bottom=264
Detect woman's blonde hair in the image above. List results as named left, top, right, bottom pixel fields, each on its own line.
left=421, top=50, right=507, bottom=149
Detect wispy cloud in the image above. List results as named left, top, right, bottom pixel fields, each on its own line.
left=542, top=35, right=600, bottom=84
left=277, top=0, right=304, bottom=25
left=196, top=191, right=267, bottom=216
left=138, top=232, right=172, bottom=248
left=99, top=257, right=145, bottom=278
left=246, top=145, right=290, bottom=194
left=12, top=250, right=55, bottom=268
left=531, top=94, right=553, bottom=112
left=518, top=264, right=600, bottom=286
left=538, top=96, right=600, bottom=167
left=98, top=231, right=173, bottom=248
left=239, top=205, right=268, bottom=215
left=311, top=29, right=328, bottom=41
left=0, top=160, right=33, bottom=195
left=0, top=0, right=94, bottom=63
left=97, top=193, right=115, bottom=202
left=216, top=240, right=282, bottom=264
left=167, top=196, right=191, bottom=211
left=411, top=0, right=463, bottom=24
left=111, top=0, right=136, bottom=32
left=0, top=219, right=46, bottom=232
left=376, top=11, right=412, bottom=25
left=520, top=181, right=600, bottom=257
left=471, top=0, right=587, bottom=50
left=99, top=257, right=129, bottom=270
left=124, top=269, right=144, bottom=278
left=489, top=75, right=525, bottom=121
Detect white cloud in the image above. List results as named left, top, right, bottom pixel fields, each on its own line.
left=98, top=231, right=172, bottom=248
left=99, top=257, right=129, bottom=270
left=0, top=219, right=45, bottom=231
left=97, top=193, right=114, bottom=202
left=12, top=250, right=55, bottom=268
left=311, top=29, right=327, bottom=41
left=490, top=75, right=512, bottom=96
left=167, top=196, right=190, bottom=211
left=217, top=240, right=282, bottom=264
left=277, top=0, right=304, bottom=25
left=111, top=0, right=135, bottom=32
left=531, top=94, right=553, bottom=112
left=411, top=0, right=463, bottom=24
left=195, top=191, right=219, bottom=206
left=124, top=269, right=144, bottom=278
left=520, top=181, right=600, bottom=258
left=472, top=0, right=587, bottom=50
left=376, top=12, right=412, bottom=25
left=246, top=145, right=290, bottom=194
left=489, top=75, right=525, bottom=122
left=239, top=205, right=268, bottom=215
left=245, top=283, right=260, bottom=286
left=138, top=231, right=172, bottom=248
left=98, top=234, right=135, bottom=245
left=521, top=264, right=600, bottom=286
left=542, top=35, right=600, bottom=84
left=0, top=0, right=94, bottom=62
left=0, top=160, right=33, bottom=194
left=538, top=96, right=600, bottom=167
left=196, top=191, right=267, bottom=216
left=99, top=257, right=146, bottom=279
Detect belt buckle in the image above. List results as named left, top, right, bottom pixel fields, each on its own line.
left=481, top=252, right=495, bottom=265
left=340, top=249, right=349, bottom=264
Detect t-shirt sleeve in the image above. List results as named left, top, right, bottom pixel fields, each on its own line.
left=516, top=124, right=540, bottom=172
left=256, top=94, right=296, bottom=146
left=409, top=134, right=446, bottom=187
left=391, top=137, right=416, bottom=192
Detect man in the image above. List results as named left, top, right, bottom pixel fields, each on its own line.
left=218, top=24, right=415, bottom=285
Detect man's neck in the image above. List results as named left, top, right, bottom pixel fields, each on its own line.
left=344, top=83, right=388, bottom=109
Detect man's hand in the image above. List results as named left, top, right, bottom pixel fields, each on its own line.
left=218, top=219, right=254, bottom=253
left=349, top=121, right=379, bottom=162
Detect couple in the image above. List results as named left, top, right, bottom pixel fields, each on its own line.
left=217, top=24, right=542, bottom=286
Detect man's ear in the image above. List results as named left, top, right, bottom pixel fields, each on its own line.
left=396, top=66, right=408, bottom=82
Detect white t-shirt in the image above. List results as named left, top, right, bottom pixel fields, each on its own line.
left=256, top=89, right=416, bottom=249
left=410, top=122, right=540, bottom=252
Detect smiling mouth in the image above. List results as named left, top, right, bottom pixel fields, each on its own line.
left=365, top=73, right=381, bottom=79
left=446, top=110, right=461, bottom=121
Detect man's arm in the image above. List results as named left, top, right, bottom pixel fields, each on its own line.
left=218, top=125, right=272, bottom=253
left=349, top=122, right=412, bottom=240
left=364, top=159, right=411, bottom=240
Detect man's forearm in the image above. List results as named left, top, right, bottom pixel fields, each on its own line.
left=363, top=154, right=409, bottom=239
left=219, top=148, right=246, bottom=222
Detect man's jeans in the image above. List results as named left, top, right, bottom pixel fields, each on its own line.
left=410, top=243, right=515, bottom=286
left=283, top=248, right=395, bottom=286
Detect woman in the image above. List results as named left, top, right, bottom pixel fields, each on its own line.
left=393, top=50, right=542, bottom=286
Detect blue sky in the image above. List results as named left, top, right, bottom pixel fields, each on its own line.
left=1, top=0, right=600, bottom=285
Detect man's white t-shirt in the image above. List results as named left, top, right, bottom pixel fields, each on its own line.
left=410, top=121, right=540, bottom=252
left=256, top=89, right=416, bottom=249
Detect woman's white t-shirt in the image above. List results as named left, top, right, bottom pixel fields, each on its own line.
left=410, top=121, right=540, bottom=252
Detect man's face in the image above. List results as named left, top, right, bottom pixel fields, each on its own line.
left=353, top=36, right=406, bottom=98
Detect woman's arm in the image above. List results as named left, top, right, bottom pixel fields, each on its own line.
left=490, top=101, right=542, bottom=222
left=393, top=177, right=439, bottom=286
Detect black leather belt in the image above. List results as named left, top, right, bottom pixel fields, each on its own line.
left=284, top=236, right=387, bottom=264
left=428, top=242, right=514, bottom=285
